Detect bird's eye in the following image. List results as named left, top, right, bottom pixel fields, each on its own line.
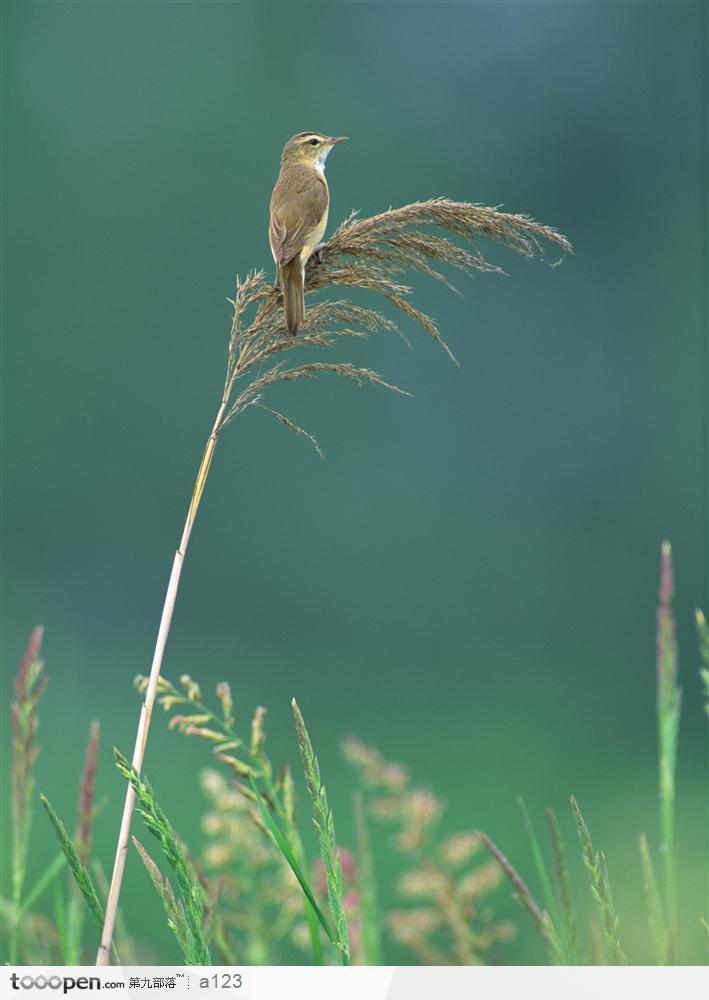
left=308, top=138, right=319, bottom=146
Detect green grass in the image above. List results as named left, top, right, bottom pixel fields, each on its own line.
left=476, top=543, right=698, bottom=967
left=113, top=750, right=210, bottom=965
left=570, top=796, right=625, bottom=964
left=291, top=699, right=350, bottom=964
left=39, top=796, right=107, bottom=950
left=2, top=542, right=706, bottom=965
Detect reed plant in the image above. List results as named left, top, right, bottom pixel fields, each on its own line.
left=95, top=196, right=570, bottom=963
left=11, top=188, right=704, bottom=966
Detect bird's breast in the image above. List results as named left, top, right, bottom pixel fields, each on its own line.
left=300, top=207, right=329, bottom=261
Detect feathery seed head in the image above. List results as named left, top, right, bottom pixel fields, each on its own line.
left=221, top=199, right=570, bottom=457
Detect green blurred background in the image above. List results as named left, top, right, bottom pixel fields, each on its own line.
left=3, top=0, right=707, bottom=964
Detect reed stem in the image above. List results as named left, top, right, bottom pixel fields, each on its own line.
left=96, top=396, right=229, bottom=964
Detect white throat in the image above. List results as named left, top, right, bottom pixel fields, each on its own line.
left=315, top=145, right=333, bottom=174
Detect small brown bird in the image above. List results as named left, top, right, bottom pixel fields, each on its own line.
left=269, top=132, right=348, bottom=335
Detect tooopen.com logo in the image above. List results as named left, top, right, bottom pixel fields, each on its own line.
left=10, top=974, right=125, bottom=993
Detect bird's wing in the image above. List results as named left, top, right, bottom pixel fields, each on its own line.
left=268, top=213, right=306, bottom=267
left=269, top=169, right=329, bottom=266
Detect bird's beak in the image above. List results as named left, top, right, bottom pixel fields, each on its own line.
left=328, top=136, right=349, bottom=145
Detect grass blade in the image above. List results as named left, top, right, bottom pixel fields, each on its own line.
left=639, top=832, right=667, bottom=963
left=478, top=830, right=564, bottom=964
left=546, top=807, right=580, bottom=963
left=114, top=749, right=210, bottom=965
left=279, top=765, right=323, bottom=966
left=247, top=774, right=341, bottom=956
left=570, top=796, right=625, bottom=964
left=66, top=887, right=83, bottom=965
left=66, top=720, right=101, bottom=963
left=292, top=699, right=350, bottom=964
left=54, top=880, right=68, bottom=963
left=18, top=853, right=66, bottom=919
left=76, top=721, right=100, bottom=865
left=518, top=799, right=578, bottom=964
left=132, top=836, right=191, bottom=961
left=40, top=795, right=105, bottom=932
left=517, top=800, right=563, bottom=936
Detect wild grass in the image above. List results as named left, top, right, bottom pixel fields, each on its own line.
left=656, top=541, right=681, bottom=960
left=113, top=749, right=210, bottom=965
left=2, top=537, right=705, bottom=964
left=547, top=807, right=579, bottom=963
left=569, top=796, right=625, bottom=964
left=478, top=542, right=702, bottom=966
left=131, top=836, right=192, bottom=960
left=639, top=831, right=666, bottom=963
left=291, top=699, right=350, bottom=963
left=3, top=636, right=125, bottom=965
left=341, top=736, right=513, bottom=964
left=9, top=627, right=47, bottom=963
left=38, top=796, right=106, bottom=945
left=198, top=768, right=303, bottom=964
left=133, top=674, right=347, bottom=963
left=64, top=720, right=100, bottom=963
left=476, top=831, right=561, bottom=963
left=516, top=798, right=569, bottom=961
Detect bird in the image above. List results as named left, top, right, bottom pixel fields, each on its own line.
left=269, top=132, right=348, bottom=336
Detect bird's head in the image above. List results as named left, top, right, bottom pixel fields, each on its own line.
left=280, top=132, right=349, bottom=169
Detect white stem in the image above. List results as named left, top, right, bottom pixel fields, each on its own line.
left=96, top=400, right=227, bottom=965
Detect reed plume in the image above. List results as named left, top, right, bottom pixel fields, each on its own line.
left=97, top=196, right=570, bottom=963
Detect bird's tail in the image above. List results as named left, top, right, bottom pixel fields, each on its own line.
left=280, top=260, right=305, bottom=336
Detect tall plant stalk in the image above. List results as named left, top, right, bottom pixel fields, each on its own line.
left=96, top=400, right=227, bottom=963
left=96, top=198, right=570, bottom=963
left=656, top=541, right=681, bottom=963
left=10, top=627, right=47, bottom=964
